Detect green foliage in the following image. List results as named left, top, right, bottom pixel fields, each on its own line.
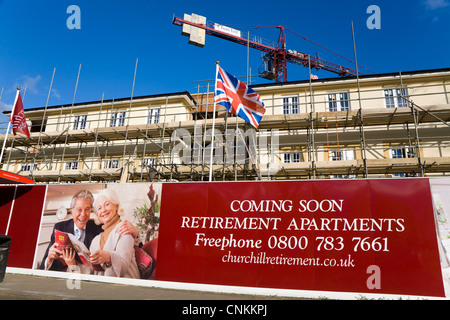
left=133, top=184, right=160, bottom=242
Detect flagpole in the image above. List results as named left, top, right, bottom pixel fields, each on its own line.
left=209, top=61, right=220, bottom=182
left=0, top=87, right=21, bottom=166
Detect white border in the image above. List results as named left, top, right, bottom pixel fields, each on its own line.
left=6, top=267, right=449, bottom=300
left=4, top=178, right=450, bottom=300
left=31, top=185, right=48, bottom=269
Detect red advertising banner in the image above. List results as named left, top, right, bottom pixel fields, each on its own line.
left=0, top=179, right=446, bottom=298
left=156, top=179, right=445, bottom=297
left=1, top=185, right=46, bottom=268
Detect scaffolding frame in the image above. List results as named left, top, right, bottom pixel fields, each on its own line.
left=1, top=70, right=450, bottom=184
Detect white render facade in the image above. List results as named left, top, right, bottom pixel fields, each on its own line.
left=1, top=68, right=449, bottom=183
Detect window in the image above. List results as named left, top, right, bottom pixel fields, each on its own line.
left=73, top=115, right=87, bottom=130
left=65, top=161, right=78, bottom=170
left=283, top=152, right=301, bottom=163
left=390, top=147, right=417, bottom=177
left=328, top=92, right=350, bottom=111
left=390, top=148, right=403, bottom=159
left=148, top=107, right=161, bottom=124
left=142, top=157, right=157, bottom=167
left=329, top=149, right=355, bottom=161
left=20, top=163, right=38, bottom=172
left=390, top=147, right=416, bottom=159
left=384, top=88, right=409, bottom=108
left=110, top=111, right=126, bottom=127
left=283, top=97, right=299, bottom=114
left=329, top=149, right=356, bottom=179
left=103, top=159, right=120, bottom=169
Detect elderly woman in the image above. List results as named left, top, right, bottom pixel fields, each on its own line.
left=87, top=188, right=140, bottom=278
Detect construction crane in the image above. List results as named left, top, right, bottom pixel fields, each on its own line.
left=173, top=14, right=370, bottom=83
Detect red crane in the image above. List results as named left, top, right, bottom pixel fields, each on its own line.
left=173, top=15, right=370, bottom=83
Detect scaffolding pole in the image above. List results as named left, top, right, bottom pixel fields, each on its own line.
left=351, top=21, right=368, bottom=178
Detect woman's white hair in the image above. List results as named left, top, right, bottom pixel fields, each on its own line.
left=93, top=188, right=124, bottom=223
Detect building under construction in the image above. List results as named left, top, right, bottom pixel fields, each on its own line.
left=1, top=67, right=449, bottom=183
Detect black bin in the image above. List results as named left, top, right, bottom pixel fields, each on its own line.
left=0, top=235, right=12, bottom=283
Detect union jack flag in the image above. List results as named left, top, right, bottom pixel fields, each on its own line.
left=214, top=66, right=266, bottom=128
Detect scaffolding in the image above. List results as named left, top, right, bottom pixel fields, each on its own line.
left=1, top=69, right=450, bottom=184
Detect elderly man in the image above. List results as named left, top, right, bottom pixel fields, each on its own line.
left=40, top=189, right=137, bottom=271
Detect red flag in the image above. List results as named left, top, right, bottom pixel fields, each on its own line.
left=11, top=92, right=30, bottom=138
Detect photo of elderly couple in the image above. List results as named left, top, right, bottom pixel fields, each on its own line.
left=34, top=183, right=161, bottom=280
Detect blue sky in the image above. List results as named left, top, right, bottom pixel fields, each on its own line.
left=0, top=0, right=449, bottom=124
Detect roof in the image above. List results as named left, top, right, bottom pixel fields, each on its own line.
left=251, top=67, right=450, bottom=90
left=2, top=91, right=197, bottom=115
